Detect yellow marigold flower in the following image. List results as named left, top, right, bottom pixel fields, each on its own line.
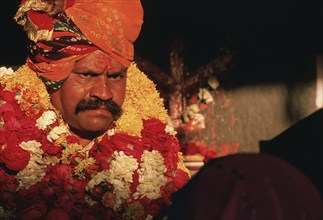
left=74, top=157, right=95, bottom=178
left=0, top=65, right=54, bottom=112
left=61, top=143, right=83, bottom=164
left=115, top=63, right=168, bottom=136
left=53, top=134, right=68, bottom=147
left=177, top=152, right=191, bottom=178
left=122, top=202, right=145, bottom=220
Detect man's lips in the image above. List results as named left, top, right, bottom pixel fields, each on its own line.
left=79, top=108, right=111, bottom=116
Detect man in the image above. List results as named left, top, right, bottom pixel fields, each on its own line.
left=0, top=0, right=190, bottom=219
left=15, top=0, right=143, bottom=147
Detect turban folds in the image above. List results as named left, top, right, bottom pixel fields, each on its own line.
left=15, top=0, right=143, bottom=88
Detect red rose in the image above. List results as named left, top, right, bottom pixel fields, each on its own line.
left=15, top=116, right=40, bottom=139
left=67, top=135, right=80, bottom=144
left=142, top=119, right=169, bottom=152
left=0, top=89, right=24, bottom=117
left=79, top=204, right=109, bottom=220
left=18, top=207, right=44, bottom=220
left=142, top=118, right=166, bottom=138
left=40, top=140, right=62, bottom=155
left=146, top=198, right=164, bottom=216
left=0, top=168, right=18, bottom=192
left=4, top=114, right=23, bottom=131
left=45, top=164, right=73, bottom=191
left=129, top=171, right=139, bottom=193
left=0, top=100, right=16, bottom=114
left=0, top=88, right=16, bottom=103
left=0, top=144, right=30, bottom=171
left=42, top=186, right=55, bottom=198
left=46, top=208, right=69, bottom=220
left=16, top=194, right=47, bottom=220
left=143, top=118, right=166, bottom=133
left=54, top=192, right=75, bottom=212
left=0, top=131, right=6, bottom=144
left=0, top=191, right=15, bottom=209
left=2, top=110, right=40, bottom=144
left=70, top=179, right=87, bottom=201
left=93, top=151, right=109, bottom=170
left=184, top=142, right=199, bottom=155
left=99, top=133, right=143, bottom=159
left=98, top=135, right=114, bottom=158
left=173, top=169, right=190, bottom=189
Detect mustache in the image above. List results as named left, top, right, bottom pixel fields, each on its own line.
left=75, top=98, right=122, bottom=118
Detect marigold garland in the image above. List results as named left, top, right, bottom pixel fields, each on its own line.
left=0, top=64, right=190, bottom=220
left=115, top=63, right=169, bottom=136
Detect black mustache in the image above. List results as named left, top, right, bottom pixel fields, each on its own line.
left=75, top=98, right=122, bottom=118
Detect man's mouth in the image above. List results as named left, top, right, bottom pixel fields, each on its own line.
left=75, top=98, right=122, bottom=119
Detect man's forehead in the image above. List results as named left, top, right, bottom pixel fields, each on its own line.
left=73, top=50, right=127, bottom=73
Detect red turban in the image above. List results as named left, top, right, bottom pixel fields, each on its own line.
left=15, top=0, right=143, bottom=88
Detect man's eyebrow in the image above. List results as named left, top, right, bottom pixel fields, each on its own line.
left=76, top=70, right=99, bottom=75
left=108, top=68, right=127, bottom=76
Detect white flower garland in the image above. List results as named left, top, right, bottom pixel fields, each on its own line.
left=86, top=151, right=139, bottom=209
left=16, top=141, right=48, bottom=190
left=134, top=150, right=167, bottom=200
left=36, top=110, right=57, bottom=130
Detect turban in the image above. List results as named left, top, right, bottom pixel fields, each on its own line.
left=15, top=0, right=143, bottom=89
left=168, top=154, right=323, bottom=220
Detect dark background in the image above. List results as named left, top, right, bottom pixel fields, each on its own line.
left=137, top=0, right=322, bottom=86
left=1, top=0, right=322, bottom=85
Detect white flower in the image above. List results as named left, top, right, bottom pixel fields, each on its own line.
left=191, top=113, right=206, bottom=129
left=165, top=124, right=177, bottom=136
left=134, top=150, right=167, bottom=200
left=86, top=151, right=138, bottom=210
left=16, top=140, right=48, bottom=190
left=36, top=110, right=57, bottom=130
left=86, top=171, right=108, bottom=191
left=207, top=76, right=220, bottom=90
left=84, top=195, right=97, bottom=206
left=0, top=205, right=15, bottom=219
left=47, top=126, right=68, bottom=142
left=183, top=104, right=199, bottom=123
left=19, top=140, right=42, bottom=152
left=0, top=66, right=14, bottom=78
left=15, top=91, right=22, bottom=103
left=108, top=128, right=115, bottom=136
left=198, top=88, right=214, bottom=104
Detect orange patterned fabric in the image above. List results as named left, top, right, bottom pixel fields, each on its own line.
left=66, top=0, right=143, bottom=67
left=15, top=0, right=143, bottom=83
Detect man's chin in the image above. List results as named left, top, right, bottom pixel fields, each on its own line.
left=72, top=128, right=106, bottom=140
left=70, top=124, right=112, bottom=140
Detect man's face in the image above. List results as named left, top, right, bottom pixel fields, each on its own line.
left=50, top=50, right=127, bottom=139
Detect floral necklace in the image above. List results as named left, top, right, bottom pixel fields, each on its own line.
left=0, top=64, right=190, bottom=220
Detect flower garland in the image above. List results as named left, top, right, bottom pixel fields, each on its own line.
left=0, top=64, right=190, bottom=219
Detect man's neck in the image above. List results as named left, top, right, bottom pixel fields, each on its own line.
left=69, top=128, right=102, bottom=147
left=77, top=137, right=93, bottom=147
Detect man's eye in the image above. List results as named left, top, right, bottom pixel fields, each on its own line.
left=108, top=72, right=125, bottom=79
left=80, top=72, right=97, bottom=78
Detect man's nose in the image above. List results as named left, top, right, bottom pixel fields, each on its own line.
left=89, top=76, right=113, bottom=101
